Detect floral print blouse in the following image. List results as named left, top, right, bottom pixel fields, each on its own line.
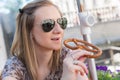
left=1, top=47, right=69, bottom=80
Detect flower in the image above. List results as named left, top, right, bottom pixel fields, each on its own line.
left=96, top=65, right=120, bottom=80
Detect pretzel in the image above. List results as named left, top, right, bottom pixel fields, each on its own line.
left=63, top=38, right=102, bottom=58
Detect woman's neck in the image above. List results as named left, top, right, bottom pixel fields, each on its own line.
left=33, top=45, right=53, bottom=80
left=35, top=45, right=53, bottom=67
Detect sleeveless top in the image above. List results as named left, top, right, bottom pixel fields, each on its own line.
left=1, top=47, right=70, bottom=80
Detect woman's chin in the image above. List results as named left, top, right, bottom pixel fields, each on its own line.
left=53, top=46, right=61, bottom=50
left=54, top=48, right=60, bottom=50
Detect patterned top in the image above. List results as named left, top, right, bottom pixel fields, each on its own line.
left=1, top=47, right=69, bottom=80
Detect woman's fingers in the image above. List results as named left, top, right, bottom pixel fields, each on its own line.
left=69, top=50, right=91, bottom=60
left=73, top=60, right=88, bottom=74
left=63, top=57, right=88, bottom=75
left=63, top=49, right=90, bottom=78
left=72, top=65, right=85, bottom=76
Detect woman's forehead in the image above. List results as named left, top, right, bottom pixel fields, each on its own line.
left=34, top=5, right=61, bottom=20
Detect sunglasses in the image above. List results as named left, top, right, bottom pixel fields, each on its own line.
left=41, top=17, right=67, bottom=32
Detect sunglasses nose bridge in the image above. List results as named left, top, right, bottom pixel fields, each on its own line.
left=53, top=21, right=63, bottom=32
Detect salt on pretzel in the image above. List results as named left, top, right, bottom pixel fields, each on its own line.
left=63, top=38, right=102, bottom=58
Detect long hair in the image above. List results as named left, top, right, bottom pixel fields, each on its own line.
left=11, top=0, right=62, bottom=80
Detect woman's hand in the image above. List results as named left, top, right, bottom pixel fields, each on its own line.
left=61, top=50, right=90, bottom=80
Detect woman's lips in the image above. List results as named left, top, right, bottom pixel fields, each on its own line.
left=51, top=37, right=60, bottom=40
left=51, top=37, right=61, bottom=43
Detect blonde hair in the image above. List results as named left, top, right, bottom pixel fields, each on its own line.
left=11, top=0, right=62, bottom=80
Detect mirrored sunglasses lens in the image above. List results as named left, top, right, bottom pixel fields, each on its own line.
left=42, top=19, right=55, bottom=32
left=57, top=17, right=67, bottom=29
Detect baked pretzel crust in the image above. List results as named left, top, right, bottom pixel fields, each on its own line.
left=63, top=38, right=102, bottom=58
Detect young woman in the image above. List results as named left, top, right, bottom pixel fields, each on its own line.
left=1, top=0, right=90, bottom=80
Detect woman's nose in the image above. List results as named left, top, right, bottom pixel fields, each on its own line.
left=52, top=22, right=63, bottom=34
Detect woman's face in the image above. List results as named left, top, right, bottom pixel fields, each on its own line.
left=32, top=5, right=64, bottom=50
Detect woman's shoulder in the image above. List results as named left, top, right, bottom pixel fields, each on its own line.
left=2, top=56, right=26, bottom=71
left=1, top=56, right=28, bottom=80
left=4, top=56, right=24, bottom=67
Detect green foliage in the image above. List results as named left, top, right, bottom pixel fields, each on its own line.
left=98, top=70, right=118, bottom=80
left=88, top=65, right=120, bottom=80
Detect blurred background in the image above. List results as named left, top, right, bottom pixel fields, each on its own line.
left=0, top=0, right=120, bottom=73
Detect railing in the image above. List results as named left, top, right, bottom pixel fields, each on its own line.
left=96, top=46, right=120, bottom=65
